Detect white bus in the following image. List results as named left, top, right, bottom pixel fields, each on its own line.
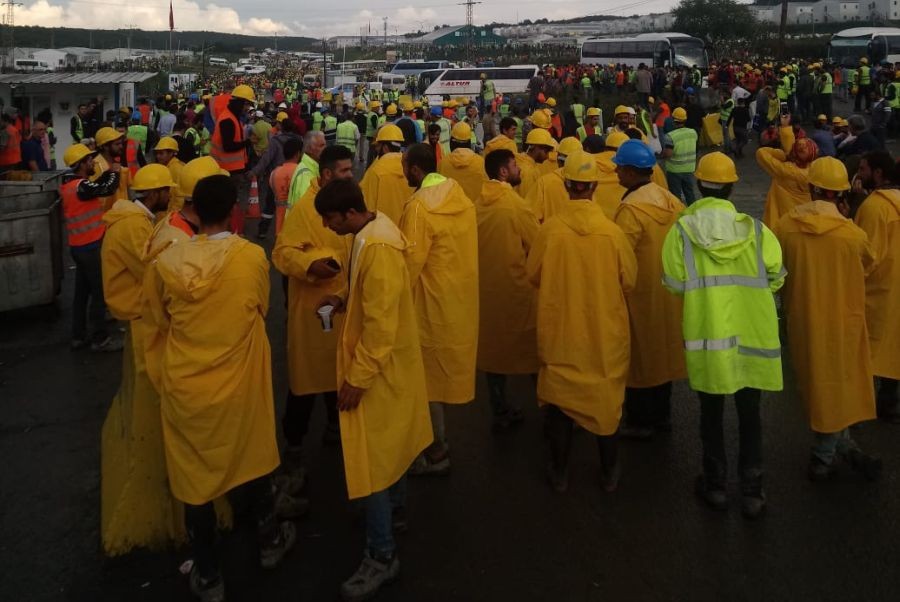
left=13, top=59, right=53, bottom=73
left=208, top=57, right=229, bottom=67
left=580, top=33, right=708, bottom=69
left=420, top=65, right=539, bottom=101
left=233, top=64, right=266, bottom=75
left=827, top=27, right=900, bottom=67
left=380, top=72, right=407, bottom=91
left=390, top=60, right=453, bottom=77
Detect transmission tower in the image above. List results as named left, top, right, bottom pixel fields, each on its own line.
left=458, top=0, right=482, bottom=63
left=2, top=0, right=22, bottom=69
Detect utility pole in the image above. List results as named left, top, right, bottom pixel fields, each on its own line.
left=383, top=16, right=388, bottom=48
left=458, top=0, right=482, bottom=64
left=778, top=0, right=788, bottom=59
left=2, top=0, right=23, bottom=70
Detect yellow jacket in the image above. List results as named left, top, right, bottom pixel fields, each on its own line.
left=651, top=163, right=669, bottom=191
left=439, top=147, right=487, bottom=203
left=757, top=128, right=811, bottom=228
left=167, top=158, right=186, bottom=212
left=272, top=179, right=350, bottom=396
left=148, top=234, right=279, bottom=504
left=475, top=180, right=540, bottom=374
left=593, top=150, right=627, bottom=219
left=614, top=182, right=687, bottom=387
left=776, top=201, right=876, bottom=431
left=337, top=212, right=433, bottom=498
left=515, top=152, right=544, bottom=199
left=400, top=174, right=479, bottom=403
left=484, top=134, right=517, bottom=156
left=526, top=200, right=637, bottom=435
left=101, top=199, right=153, bottom=321
left=526, top=168, right=568, bottom=223
left=359, top=152, right=415, bottom=225
left=855, top=188, right=900, bottom=379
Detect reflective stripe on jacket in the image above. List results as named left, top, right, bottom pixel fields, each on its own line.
left=210, top=110, right=247, bottom=172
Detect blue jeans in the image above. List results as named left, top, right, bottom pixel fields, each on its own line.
left=365, top=476, right=407, bottom=558
left=665, top=171, right=697, bottom=205
left=812, top=429, right=858, bottom=465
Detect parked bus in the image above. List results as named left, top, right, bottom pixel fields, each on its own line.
left=420, top=65, right=540, bottom=101
left=391, top=60, right=453, bottom=77
left=827, top=27, right=900, bottom=67
left=580, top=33, right=708, bottom=69
left=208, top=57, right=229, bottom=67
left=13, top=59, right=53, bottom=73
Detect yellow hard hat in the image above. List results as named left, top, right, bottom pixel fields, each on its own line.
left=276, top=111, right=290, bottom=122
left=441, top=100, right=449, bottom=108
left=448, top=100, right=458, bottom=109
left=95, top=126, right=123, bottom=147
left=232, top=84, right=256, bottom=103
left=63, top=143, right=97, bottom=167
left=369, top=100, right=381, bottom=109
left=386, top=103, right=398, bottom=116
left=400, top=100, right=414, bottom=112
left=605, top=131, right=629, bottom=149
left=860, top=57, right=869, bottom=64
left=480, top=72, right=487, bottom=79
left=178, top=157, right=228, bottom=200
left=648, top=96, right=655, bottom=104
left=525, top=127, right=557, bottom=149
left=451, top=121, right=473, bottom=142
left=808, top=157, right=850, bottom=191
left=816, top=114, right=827, bottom=122
left=529, top=109, right=552, bottom=129
left=754, top=69, right=762, bottom=75
left=586, top=107, right=601, bottom=117
left=832, top=116, right=843, bottom=124
left=131, top=163, right=175, bottom=191
left=165, top=94, right=172, bottom=101
left=545, top=97, right=557, bottom=108
left=895, top=70, right=900, bottom=79
left=840, top=118, right=849, bottom=127
left=374, top=124, right=404, bottom=143
left=460, top=97, right=470, bottom=106
left=695, top=151, right=739, bottom=184
left=614, top=104, right=630, bottom=116
left=563, top=150, right=600, bottom=182
left=354, top=102, right=365, bottom=111
left=672, top=107, right=688, bottom=121
left=557, top=136, right=582, bottom=157
left=154, top=136, right=179, bottom=152
left=413, top=100, right=422, bottom=109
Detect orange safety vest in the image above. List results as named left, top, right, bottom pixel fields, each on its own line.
left=0, top=124, right=22, bottom=166
left=210, top=109, right=247, bottom=172
left=138, top=104, right=151, bottom=126
left=61, top=178, right=106, bottom=247
left=125, top=138, right=141, bottom=177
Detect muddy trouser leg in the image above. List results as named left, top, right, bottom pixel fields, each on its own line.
left=226, top=474, right=278, bottom=546
left=544, top=404, right=574, bottom=474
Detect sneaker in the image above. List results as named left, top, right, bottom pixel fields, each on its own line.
left=808, top=457, right=837, bottom=482
left=845, top=448, right=883, bottom=482
left=545, top=461, right=568, bottom=493
left=274, top=490, right=309, bottom=520
left=694, top=475, right=728, bottom=511
left=339, top=551, right=400, bottom=602
left=90, top=335, right=123, bottom=352
left=408, top=452, right=450, bottom=477
left=322, top=423, right=341, bottom=446
left=391, top=506, right=408, bottom=534
left=189, top=566, right=225, bottom=602
left=256, top=218, right=271, bottom=240
left=260, top=521, right=297, bottom=569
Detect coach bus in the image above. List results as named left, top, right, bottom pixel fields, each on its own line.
left=419, top=65, right=540, bottom=101
left=827, top=27, right=900, bottom=67
left=580, top=33, right=708, bottom=69
left=391, top=60, right=453, bottom=77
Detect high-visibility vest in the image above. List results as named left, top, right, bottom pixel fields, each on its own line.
left=572, top=103, right=585, bottom=125
left=377, top=115, right=387, bottom=128
left=719, top=99, right=735, bottom=124
left=312, top=111, right=324, bottom=131
left=365, top=111, right=377, bottom=138
left=0, top=124, right=21, bottom=166
left=437, top=117, right=452, bottom=156
left=138, top=104, right=151, bottom=125
left=127, top=124, right=147, bottom=151
left=125, top=138, right=141, bottom=177
left=777, top=75, right=790, bottom=100
left=666, top=127, right=698, bottom=174
left=859, top=65, right=871, bottom=85
left=185, top=127, right=202, bottom=151
left=576, top=124, right=596, bottom=142
left=581, top=76, right=591, bottom=89
left=499, top=103, right=510, bottom=117
left=513, top=116, right=523, bottom=148
left=482, top=80, right=495, bottom=100
left=820, top=72, right=833, bottom=95
left=61, top=178, right=105, bottom=247
left=889, top=82, right=900, bottom=109
left=210, top=109, right=247, bottom=172
left=336, top=121, right=357, bottom=153
left=73, top=115, right=84, bottom=140
left=323, top=115, right=338, bottom=141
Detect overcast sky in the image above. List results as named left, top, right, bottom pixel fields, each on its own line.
left=17, top=0, right=683, bottom=39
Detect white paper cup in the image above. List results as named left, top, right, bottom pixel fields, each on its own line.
left=318, top=305, right=334, bottom=332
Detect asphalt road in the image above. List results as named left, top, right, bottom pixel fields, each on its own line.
left=3, top=100, right=900, bottom=602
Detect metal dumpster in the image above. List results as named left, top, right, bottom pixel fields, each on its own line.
left=0, top=190, right=64, bottom=312
left=0, top=170, right=65, bottom=197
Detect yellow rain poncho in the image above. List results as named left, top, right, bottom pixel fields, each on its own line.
left=526, top=200, right=638, bottom=435
left=515, top=152, right=544, bottom=199
left=101, top=200, right=153, bottom=320
left=475, top=180, right=540, bottom=374
left=439, top=147, right=487, bottom=203
left=526, top=168, right=568, bottom=223
left=400, top=173, right=479, bottom=403
left=775, top=201, right=877, bottom=432
left=272, top=179, right=351, bottom=396
left=651, top=164, right=669, bottom=191
left=854, top=188, right=900, bottom=379
left=359, top=152, right=415, bottom=225
left=166, top=158, right=185, bottom=212
left=592, top=151, right=627, bottom=219
left=484, top=134, right=517, bottom=156
left=756, top=127, right=811, bottom=228
left=148, top=234, right=280, bottom=505
left=614, top=182, right=687, bottom=387
left=337, top=213, right=433, bottom=499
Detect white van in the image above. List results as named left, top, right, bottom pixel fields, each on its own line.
left=14, top=59, right=53, bottom=73
left=208, top=57, right=229, bottom=67
left=379, top=73, right=407, bottom=91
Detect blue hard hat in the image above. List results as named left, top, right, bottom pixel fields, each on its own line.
left=190, top=93, right=199, bottom=100
left=611, top=139, right=657, bottom=169
left=131, top=110, right=141, bottom=122
left=430, top=106, right=442, bottom=116
left=685, top=86, right=695, bottom=94
left=503, top=96, right=510, bottom=104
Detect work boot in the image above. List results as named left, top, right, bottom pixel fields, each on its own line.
left=694, top=475, right=728, bottom=511
left=740, top=469, right=767, bottom=520
left=492, top=407, right=524, bottom=432
left=274, top=489, right=309, bottom=520
left=808, top=457, right=837, bottom=482
left=275, top=445, right=307, bottom=493
left=340, top=550, right=400, bottom=602
left=256, top=217, right=271, bottom=240
left=259, top=521, right=297, bottom=569
left=90, top=335, right=124, bottom=352
left=844, top=448, right=883, bottom=482
left=408, top=450, right=451, bottom=477
left=189, top=566, right=225, bottom=602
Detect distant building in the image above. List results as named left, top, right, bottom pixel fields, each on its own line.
left=409, top=25, right=505, bottom=47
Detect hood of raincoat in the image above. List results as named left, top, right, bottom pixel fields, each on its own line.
left=478, top=179, right=515, bottom=206
left=786, top=200, right=848, bottom=234
left=557, top=200, right=607, bottom=236
left=676, top=197, right=756, bottom=263
left=361, top=212, right=408, bottom=251
left=484, top=135, right=517, bottom=156
left=102, top=198, right=150, bottom=226
left=415, top=176, right=473, bottom=215
left=622, top=182, right=684, bottom=225
left=448, top=147, right=479, bottom=169
left=155, top=234, right=245, bottom=302
left=594, top=150, right=616, bottom=175
left=871, top=188, right=900, bottom=215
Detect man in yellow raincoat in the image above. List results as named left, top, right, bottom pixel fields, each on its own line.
left=99, top=164, right=180, bottom=556
left=400, top=143, right=479, bottom=476
left=476, top=148, right=540, bottom=430
left=359, top=124, right=415, bottom=224
left=483, top=116, right=518, bottom=156
left=526, top=136, right=583, bottom=223
left=153, top=136, right=185, bottom=212
left=438, top=121, right=486, bottom=202
left=756, top=116, right=817, bottom=228
left=516, top=128, right=556, bottom=198
left=526, top=151, right=638, bottom=494
left=313, top=179, right=432, bottom=602
left=612, top=140, right=687, bottom=439
left=855, top=150, right=900, bottom=422
left=146, top=175, right=295, bottom=600
left=774, top=157, right=881, bottom=482
left=272, top=145, right=355, bottom=483
left=587, top=130, right=628, bottom=218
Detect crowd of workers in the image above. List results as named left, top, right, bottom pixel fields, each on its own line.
left=46, top=52, right=900, bottom=602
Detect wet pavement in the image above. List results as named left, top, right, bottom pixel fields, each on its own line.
left=3, top=100, right=900, bottom=602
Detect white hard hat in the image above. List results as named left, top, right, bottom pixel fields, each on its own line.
left=254, top=110, right=264, bottom=117
left=315, top=101, right=323, bottom=108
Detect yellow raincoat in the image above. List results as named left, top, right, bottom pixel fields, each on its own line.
left=592, top=151, right=627, bottom=219
left=526, top=200, right=638, bottom=435
left=272, top=179, right=351, bottom=396
left=92, top=155, right=131, bottom=210
left=651, top=164, right=669, bottom=191
left=775, top=201, right=877, bottom=432
left=756, top=127, right=810, bottom=228
left=148, top=234, right=280, bottom=505
left=400, top=174, right=479, bottom=404
left=854, top=188, right=900, bottom=379
left=359, top=152, right=415, bottom=225
left=526, top=168, right=568, bottom=223
left=475, top=180, right=540, bottom=374
left=515, top=152, right=544, bottom=199
left=484, top=134, right=517, bottom=156
left=99, top=200, right=181, bottom=555
left=337, top=212, right=433, bottom=499
left=439, top=148, right=487, bottom=203
left=614, top=182, right=687, bottom=387
left=166, top=158, right=185, bottom=213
